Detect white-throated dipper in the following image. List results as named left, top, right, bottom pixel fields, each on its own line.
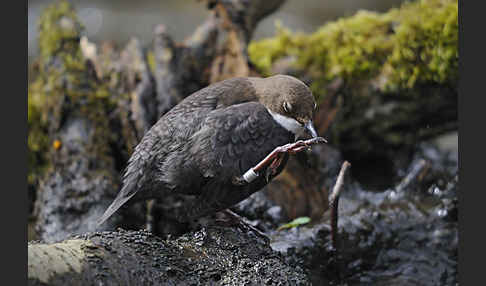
left=97, top=74, right=326, bottom=226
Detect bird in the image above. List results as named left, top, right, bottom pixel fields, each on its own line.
left=97, top=74, right=326, bottom=227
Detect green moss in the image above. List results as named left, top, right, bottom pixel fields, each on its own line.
left=38, top=0, right=82, bottom=61
left=249, top=0, right=458, bottom=93
left=386, top=0, right=458, bottom=90
left=146, top=50, right=156, bottom=74
left=28, top=78, right=50, bottom=185
left=250, top=0, right=458, bottom=163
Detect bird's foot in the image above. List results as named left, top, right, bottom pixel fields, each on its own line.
left=276, top=137, right=327, bottom=154
left=216, top=209, right=270, bottom=243
left=235, top=137, right=327, bottom=185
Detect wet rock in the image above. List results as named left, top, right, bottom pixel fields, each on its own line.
left=269, top=143, right=458, bottom=285
left=232, top=191, right=287, bottom=232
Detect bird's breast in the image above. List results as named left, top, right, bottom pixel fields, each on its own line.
left=266, top=109, right=305, bottom=140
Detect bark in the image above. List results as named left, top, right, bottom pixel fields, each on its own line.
left=151, top=0, right=286, bottom=117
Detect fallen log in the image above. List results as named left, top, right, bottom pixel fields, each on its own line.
left=28, top=227, right=310, bottom=286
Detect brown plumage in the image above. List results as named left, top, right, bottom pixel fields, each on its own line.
left=97, top=75, right=319, bottom=226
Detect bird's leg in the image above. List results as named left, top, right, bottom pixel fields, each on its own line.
left=234, top=137, right=327, bottom=185
left=217, top=209, right=269, bottom=243
left=146, top=199, right=156, bottom=232
left=265, top=153, right=285, bottom=182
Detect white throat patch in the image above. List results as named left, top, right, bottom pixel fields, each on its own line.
left=267, top=109, right=305, bottom=140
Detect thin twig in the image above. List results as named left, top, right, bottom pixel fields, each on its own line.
left=395, top=159, right=429, bottom=193
left=328, top=161, right=351, bottom=283
left=330, top=161, right=351, bottom=252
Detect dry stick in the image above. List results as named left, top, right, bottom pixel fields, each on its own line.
left=328, top=161, right=351, bottom=283
left=329, top=161, right=351, bottom=252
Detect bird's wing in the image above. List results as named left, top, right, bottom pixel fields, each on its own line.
left=162, top=102, right=294, bottom=221
left=96, top=89, right=220, bottom=227
left=117, top=77, right=259, bottom=195
left=189, top=101, right=293, bottom=182
left=97, top=78, right=260, bottom=226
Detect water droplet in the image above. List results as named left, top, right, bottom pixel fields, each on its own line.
left=433, top=187, right=441, bottom=195
left=437, top=208, right=447, bottom=217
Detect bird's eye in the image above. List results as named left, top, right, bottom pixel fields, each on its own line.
left=283, top=102, right=292, bottom=113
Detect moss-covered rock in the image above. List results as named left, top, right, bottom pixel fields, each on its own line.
left=28, top=1, right=137, bottom=241
left=28, top=0, right=83, bottom=188
left=249, top=0, right=458, bottom=188
left=28, top=1, right=115, bottom=188
left=249, top=0, right=458, bottom=92
left=37, top=0, right=83, bottom=61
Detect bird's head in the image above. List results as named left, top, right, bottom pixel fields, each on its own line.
left=256, top=75, right=320, bottom=140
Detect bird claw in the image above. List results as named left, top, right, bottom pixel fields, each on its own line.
left=265, top=168, right=273, bottom=183
left=237, top=137, right=327, bottom=185
left=219, top=210, right=270, bottom=243
left=277, top=137, right=326, bottom=154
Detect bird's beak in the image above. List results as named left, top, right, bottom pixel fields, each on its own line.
left=305, top=120, right=319, bottom=138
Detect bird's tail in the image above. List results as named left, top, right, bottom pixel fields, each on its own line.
left=96, top=130, right=157, bottom=228
left=96, top=184, right=139, bottom=228
left=96, top=152, right=145, bottom=228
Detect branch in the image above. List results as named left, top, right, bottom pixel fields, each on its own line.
left=329, top=161, right=351, bottom=251
left=395, top=159, right=429, bottom=193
